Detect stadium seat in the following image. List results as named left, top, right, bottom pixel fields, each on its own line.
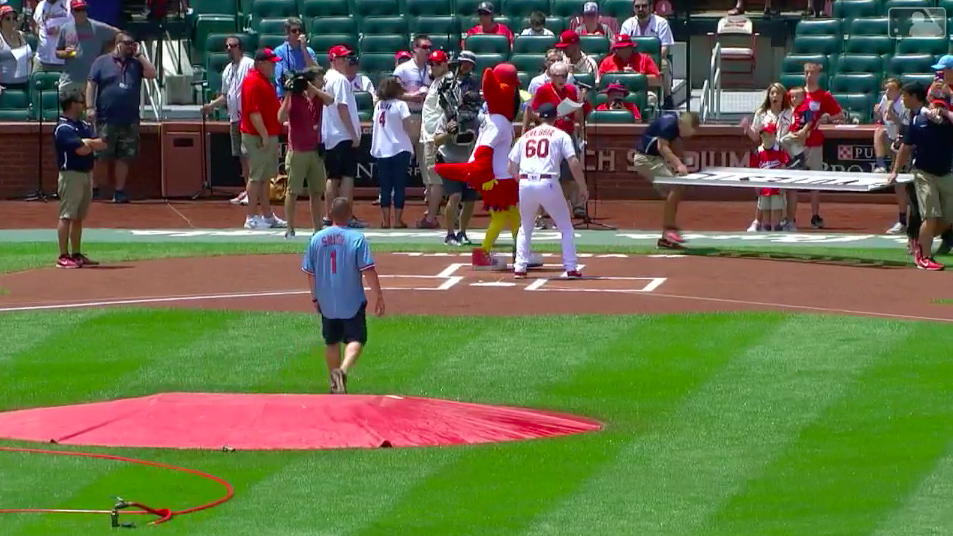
left=887, top=53, right=937, bottom=75
left=310, top=16, right=356, bottom=34
left=779, top=72, right=828, bottom=90
left=631, top=36, right=662, bottom=68
left=428, top=35, right=459, bottom=53
left=0, top=87, right=29, bottom=121
left=831, top=93, right=873, bottom=122
left=358, top=110, right=373, bottom=122
left=835, top=53, right=884, bottom=73
left=193, top=15, right=239, bottom=65
left=353, top=0, right=401, bottom=17
left=205, top=33, right=258, bottom=56
left=359, top=53, right=397, bottom=73
left=192, top=0, right=238, bottom=15
left=361, top=35, right=406, bottom=53
left=464, top=34, right=511, bottom=53
left=512, top=35, right=557, bottom=53
left=516, top=71, right=530, bottom=89
left=258, top=34, right=288, bottom=50
left=354, top=91, right=374, bottom=110
left=897, top=36, right=949, bottom=55
left=301, top=0, right=350, bottom=19
left=473, top=53, right=507, bottom=75
left=410, top=16, right=459, bottom=40
left=589, top=109, right=637, bottom=123
left=600, top=72, right=648, bottom=92
left=899, top=73, right=935, bottom=87
left=204, top=52, right=230, bottom=95
left=795, top=19, right=842, bottom=36
left=831, top=73, right=881, bottom=95
left=456, top=0, right=501, bottom=15
left=578, top=35, right=610, bottom=56
left=459, top=15, right=514, bottom=33
left=941, top=0, right=953, bottom=15
left=257, top=17, right=288, bottom=34
left=884, top=0, right=933, bottom=10
left=573, top=72, right=595, bottom=89
left=792, top=35, right=842, bottom=55
left=832, top=0, right=879, bottom=21
left=504, top=0, right=549, bottom=18
left=844, top=35, right=894, bottom=54
left=311, top=33, right=358, bottom=54
left=509, top=53, right=546, bottom=74
left=552, top=0, right=582, bottom=18
left=849, top=17, right=889, bottom=35
left=360, top=16, right=408, bottom=36
left=406, top=0, right=452, bottom=15
left=517, top=16, right=566, bottom=35
left=781, top=53, right=829, bottom=73
left=600, top=0, right=634, bottom=20
left=250, top=0, right=296, bottom=28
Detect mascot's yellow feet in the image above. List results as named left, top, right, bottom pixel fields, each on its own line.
left=471, top=247, right=508, bottom=271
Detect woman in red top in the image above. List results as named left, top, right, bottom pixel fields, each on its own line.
left=596, top=35, right=660, bottom=89
left=595, top=83, right=642, bottom=122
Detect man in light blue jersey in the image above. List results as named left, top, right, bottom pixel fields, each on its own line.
left=302, top=197, right=385, bottom=394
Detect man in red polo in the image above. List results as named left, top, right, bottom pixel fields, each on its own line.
left=596, top=83, right=642, bottom=121
left=240, top=48, right=286, bottom=229
left=464, top=1, right=515, bottom=45
left=597, top=34, right=660, bottom=89
left=527, top=61, right=589, bottom=219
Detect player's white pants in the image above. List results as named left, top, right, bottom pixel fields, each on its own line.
left=515, top=177, right=577, bottom=271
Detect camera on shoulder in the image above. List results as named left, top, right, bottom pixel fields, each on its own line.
left=282, top=68, right=316, bottom=95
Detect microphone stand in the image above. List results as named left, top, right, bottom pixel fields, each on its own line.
left=573, top=84, right=616, bottom=231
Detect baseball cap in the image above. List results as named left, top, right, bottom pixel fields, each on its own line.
left=931, top=98, right=949, bottom=107
left=0, top=4, right=15, bottom=15
left=932, top=54, right=953, bottom=70
left=761, top=122, right=778, bottom=134
left=583, top=1, right=599, bottom=14
left=458, top=50, right=476, bottom=64
left=254, top=48, right=280, bottom=63
left=476, top=1, right=493, bottom=14
left=428, top=50, right=448, bottom=64
left=611, top=35, right=636, bottom=50
left=602, top=82, right=628, bottom=95
left=70, top=0, right=86, bottom=10
left=537, top=102, right=558, bottom=119
left=555, top=30, right=580, bottom=48
left=395, top=50, right=412, bottom=63
left=328, top=44, right=354, bottom=60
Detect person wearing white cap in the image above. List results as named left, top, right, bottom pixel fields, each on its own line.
left=571, top=2, right=617, bottom=44
left=619, top=0, right=675, bottom=108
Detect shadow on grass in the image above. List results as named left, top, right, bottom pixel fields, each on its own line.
left=679, top=247, right=911, bottom=269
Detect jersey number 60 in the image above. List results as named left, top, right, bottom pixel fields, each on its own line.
left=524, top=138, right=550, bottom=158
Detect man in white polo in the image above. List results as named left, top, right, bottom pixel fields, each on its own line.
left=619, top=0, right=675, bottom=109
left=394, top=34, right=436, bottom=227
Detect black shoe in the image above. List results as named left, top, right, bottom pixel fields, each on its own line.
left=92, top=187, right=100, bottom=200
left=113, top=190, right=130, bottom=204
left=455, top=231, right=472, bottom=246
left=811, top=214, right=825, bottom=229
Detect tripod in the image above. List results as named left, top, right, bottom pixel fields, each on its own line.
left=573, top=115, right=616, bottom=230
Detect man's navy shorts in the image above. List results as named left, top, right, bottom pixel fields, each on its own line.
left=321, top=301, right=368, bottom=346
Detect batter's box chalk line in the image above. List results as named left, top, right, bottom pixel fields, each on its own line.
left=525, top=276, right=667, bottom=293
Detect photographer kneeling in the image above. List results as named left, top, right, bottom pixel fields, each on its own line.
left=278, top=66, right=334, bottom=238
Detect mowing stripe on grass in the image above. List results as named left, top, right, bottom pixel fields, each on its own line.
left=520, top=315, right=908, bottom=536
left=0, top=310, right=107, bottom=366
left=869, top=441, right=953, bottom=536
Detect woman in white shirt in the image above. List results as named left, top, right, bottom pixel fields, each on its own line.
left=741, top=82, right=795, bottom=231
left=0, top=4, right=32, bottom=89
left=371, top=77, right=415, bottom=229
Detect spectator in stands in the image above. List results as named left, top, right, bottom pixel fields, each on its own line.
left=749, top=122, right=789, bottom=232
left=321, top=45, right=363, bottom=228
left=456, top=50, right=477, bottom=94
left=571, top=2, right=618, bottom=44
left=393, top=34, right=434, bottom=227
left=932, top=55, right=953, bottom=103
left=395, top=50, right=411, bottom=67
left=520, top=11, right=554, bottom=37
left=729, top=0, right=777, bottom=18
left=200, top=35, right=254, bottom=207
left=596, top=83, right=641, bottom=121
left=0, top=4, right=31, bottom=90
left=742, top=81, right=794, bottom=231
left=371, top=77, right=415, bottom=229
left=417, top=49, right=449, bottom=231
left=619, top=0, right=675, bottom=108
left=56, top=1, right=118, bottom=98
left=555, top=30, right=599, bottom=85
left=873, top=77, right=909, bottom=235
left=528, top=48, right=576, bottom=95
left=86, top=32, right=157, bottom=203
left=346, top=55, right=375, bottom=101
left=597, top=34, right=660, bottom=90
left=273, top=17, right=316, bottom=98
left=278, top=65, right=332, bottom=238
left=239, top=48, right=286, bottom=229
left=464, top=1, right=514, bottom=45
left=33, top=0, right=72, bottom=72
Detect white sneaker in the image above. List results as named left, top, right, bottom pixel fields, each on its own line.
left=886, top=221, right=906, bottom=234
left=263, top=215, right=287, bottom=228
left=873, top=166, right=887, bottom=173
left=490, top=255, right=508, bottom=271
left=230, top=191, right=247, bottom=205
left=746, top=220, right=759, bottom=232
left=784, top=221, right=798, bottom=232
left=244, top=216, right=264, bottom=229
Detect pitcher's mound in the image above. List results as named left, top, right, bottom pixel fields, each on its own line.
left=0, top=392, right=602, bottom=450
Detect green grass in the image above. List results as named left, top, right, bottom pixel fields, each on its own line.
left=2, top=310, right=953, bottom=536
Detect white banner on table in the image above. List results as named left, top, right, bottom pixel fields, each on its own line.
left=653, top=167, right=913, bottom=192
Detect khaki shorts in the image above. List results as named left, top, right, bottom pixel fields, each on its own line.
left=57, top=170, right=92, bottom=220
left=229, top=121, right=243, bottom=158
left=421, top=141, right=442, bottom=186
left=286, top=150, right=327, bottom=196
left=913, top=169, right=953, bottom=220
left=632, top=152, right=672, bottom=195
left=242, top=133, right=279, bottom=182
left=804, top=145, right=823, bottom=171
left=757, top=194, right=786, bottom=211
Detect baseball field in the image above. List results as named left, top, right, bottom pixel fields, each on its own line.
left=2, top=207, right=953, bottom=535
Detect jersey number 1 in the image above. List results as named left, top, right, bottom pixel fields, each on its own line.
left=524, top=138, right=550, bottom=158
left=330, top=249, right=337, bottom=274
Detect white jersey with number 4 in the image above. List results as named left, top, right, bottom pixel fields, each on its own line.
left=508, top=124, right=577, bottom=177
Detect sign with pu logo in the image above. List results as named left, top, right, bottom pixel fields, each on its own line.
left=652, top=167, right=914, bottom=192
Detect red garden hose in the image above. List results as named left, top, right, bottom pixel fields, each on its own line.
left=0, top=446, right=234, bottom=526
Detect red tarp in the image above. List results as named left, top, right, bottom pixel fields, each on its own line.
left=0, top=393, right=602, bottom=450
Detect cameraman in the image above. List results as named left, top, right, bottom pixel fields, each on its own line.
left=435, top=101, right=478, bottom=247
left=418, top=49, right=450, bottom=229
left=278, top=66, right=334, bottom=238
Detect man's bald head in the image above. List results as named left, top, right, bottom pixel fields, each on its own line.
left=329, top=197, right=352, bottom=225
left=548, top=62, right=569, bottom=77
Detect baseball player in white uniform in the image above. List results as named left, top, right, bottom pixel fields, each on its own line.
left=508, top=102, right=589, bottom=278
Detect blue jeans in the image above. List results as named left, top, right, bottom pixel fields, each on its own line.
left=376, top=151, right=411, bottom=209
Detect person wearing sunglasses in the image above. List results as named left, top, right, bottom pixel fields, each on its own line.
left=273, top=17, right=316, bottom=98
left=0, top=4, right=31, bottom=91
left=55, top=0, right=119, bottom=97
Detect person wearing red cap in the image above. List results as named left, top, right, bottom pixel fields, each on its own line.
left=555, top=30, right=599, bottom=84
left=0, top=4, right=31, bottom=90
left=394, top=50, right=412, bottom=67
left=55, top=0, right=119, bottom=96
left=239, top=48, right=286, bottom=229
left=320, top=44, right=363, bottom=228
left=597, top=34, right=660, bottom=88
left=463, top=1, right=514, bottom=45
left=748, top=122, right=789, bottom=232
left=32, top=0, right=72, bottom=72
left=595, top=83, right=641, bottom=121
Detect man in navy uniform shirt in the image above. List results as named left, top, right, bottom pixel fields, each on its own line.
left=53, top=88, right=106, bottom=269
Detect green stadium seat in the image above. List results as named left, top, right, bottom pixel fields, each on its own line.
left=459, top=15, right=513, bottom=33
left=517, top=71, right=531, bottom=89
left=578, top=35, right=610, bottom=56
left=310, top=34, right=358, bottom=54
left=406, top=0, right=452, bottom=15
left=0, top=88, right=29, bottom=120
left=835, top=53, right=884, bottom=73
left=831, top=93, right=873, bottom=122
left=301, top=0, right=350, bottom=18
left=30, top=71, right=60, bottom=92
left=897, top=36, right=949, bottom=55
left=354, top=0, right=401, bottom=17
left=359, top=16, right=408, bottom=36
left=832, top=0, right=879, bottom=21
left=257, top=17, right=288, bottom=34
left=849, top=17, right=889, bottom=35
left=601, top=72, right=648, bottom=92
left=830, top=73, right=881, bottom=94
left=589, top=110, right=637, bottom=124
left=464, top=34, right=511, bottom=53
left=573, top=72, right=595, bottom=89
left=509, top=53, right=545, bottom=73
left=456, top=0, right=501, bottom=15
left=900, top=73, right=936, bottom=87
left=504, top=0, right=549, bottom=18
left=361, top=34, right=405, bottom=53
left=205, top=33, right=258, bottom=56
left=473, top=53, right=507, bottom=75
left=193, top=15, right=239, bottom=65
left=887, top=53, right=937, bottom=75
left=258, top=34, right=288, bottom=50
left=0, top=109, right=30, bottom=121
left=359, top=53, right=397, bottom=73
left=781, top=53, right=829, bottom=73
left=354, top=91, right=374, bottom=110
left=941, top=1, right=953, bottom=15
left=358, top=110, right=373, bottom=122
left=428, top=35, right=458, bottom=53
left=600, top=0, right=634, bottom=20
left=410, top=16, right=459, bottom=40
left=240, top=0, right=255, bottom=17
left=795, top=19, right=843, bottom=35
left=516, top=16, right=566, bottom=35
left=552, top=0, right=582, bottom=18
left=310, top=16, right=356, bottom=34
left=779, top=72, right=828, bottom=90
left=845, top=35, right=894, bottom=54
left=192, top=0, right=239, bottom=15
left=250, top=0, right=296, bottom=24
left=512, top=35, right=557, bottom=53
left=793, top=35, right=842, bottom=55
left=204, top=52, right=230, bottom=97
left=885, top=0, right=933, bottom=10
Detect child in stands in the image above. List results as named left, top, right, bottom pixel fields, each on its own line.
left=749, top=122, right=789, bottom=231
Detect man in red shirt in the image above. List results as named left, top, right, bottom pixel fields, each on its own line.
left=240, top=48, right=285, bottom=230
left=595, top=83, right=642, bottom=121
left=464, top=1, right=514, bottom=45
left=596, top=35, right=660, bottom=90
left=788, top=61, right=844, bottom=229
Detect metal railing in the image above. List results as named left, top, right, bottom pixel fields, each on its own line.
left=140, top=39, right=163, bottom=121
left=699, top=43, right=722, bottom=123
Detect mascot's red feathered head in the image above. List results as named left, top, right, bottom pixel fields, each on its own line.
left=482, top=63, right=521, bottom=122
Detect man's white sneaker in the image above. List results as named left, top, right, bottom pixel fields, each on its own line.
left=263, top=215, right=287, bottom=228
left=746, top=220, right=759, bottom=232
left=886, top=221, right=905, bottom=234
left=244, top=216, right=264, bottom=229
left=230, top=191, right=247, bottom=205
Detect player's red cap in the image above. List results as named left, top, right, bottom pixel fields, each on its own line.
left=611, top=35, right=636, bottom=50
left=395, top=50, right=412, bottom=62
left=0, top=4, right=15, bottom=15
left=70, top=0, right=87, bottom=9
left=328, top=45, right=354, bottom=60
left=761, top=122, right=778, bottom=134
left=427, top=50, right=448, bottom=64
left=555, top=30, right=579, bottom=48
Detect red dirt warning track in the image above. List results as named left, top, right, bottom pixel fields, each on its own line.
left=0, top=254, right=951, bottom=322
